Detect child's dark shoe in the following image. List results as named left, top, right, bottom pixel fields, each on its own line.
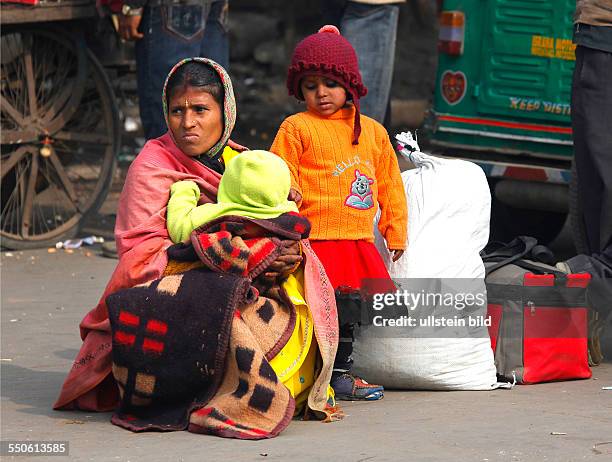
left=331, top=373, right=384, bottom=401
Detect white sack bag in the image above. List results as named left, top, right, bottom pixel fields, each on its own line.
left=353, top=132, right=499, bottom=390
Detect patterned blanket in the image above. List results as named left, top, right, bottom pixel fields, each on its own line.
left=107, top=212, right=338, bottom=438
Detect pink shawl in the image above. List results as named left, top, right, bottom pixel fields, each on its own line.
left=54, top=135, right=339, bottom=413
left=53, top=133, right=222, bottom=410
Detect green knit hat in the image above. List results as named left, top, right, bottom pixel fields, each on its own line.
left=195, top=150, right=298, bottom=223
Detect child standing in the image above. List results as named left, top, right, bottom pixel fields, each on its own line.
left=270, top=25, right=408, bottom=401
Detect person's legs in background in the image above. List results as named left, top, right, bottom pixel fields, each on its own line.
left=571, top=46, right=612, bottom=259
left=199, top=0, right=229, bottom=69
left=136, top=1, right=229, bottom=140
left=567, top=44, right=612, bottom=361
left=340, top=2, right=399, bottom=125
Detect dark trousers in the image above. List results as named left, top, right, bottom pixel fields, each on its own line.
left=334, top=324, right=354, bottom=375
left=569, top=45, right=612, bottom=321
left=332, top=290, right=363, bottom=375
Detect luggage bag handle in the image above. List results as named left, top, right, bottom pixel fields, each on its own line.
left=481, top=236, right=566, bottom=280
left=481, top=236, right=538, bottom=276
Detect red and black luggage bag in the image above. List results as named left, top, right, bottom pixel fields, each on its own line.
left=482, top=237, right=592, bottom=384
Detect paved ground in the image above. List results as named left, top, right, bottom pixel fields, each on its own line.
left=1, top=247, right=611, bottom=462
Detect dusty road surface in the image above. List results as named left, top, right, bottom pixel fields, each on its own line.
left=1, top=248, right=611, bottom=461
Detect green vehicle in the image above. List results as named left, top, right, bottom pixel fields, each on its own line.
left=426, top=0, right=581, bottom=245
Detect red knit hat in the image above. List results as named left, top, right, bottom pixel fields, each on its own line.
left=287, top=25, right=368, bottom=145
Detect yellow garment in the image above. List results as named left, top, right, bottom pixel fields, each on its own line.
left=270, top=269, right=334, bottom=412
left=221, top=145, right=240, bottom=165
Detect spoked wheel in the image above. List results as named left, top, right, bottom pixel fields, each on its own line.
left=1, top=28, right=120, bottom=249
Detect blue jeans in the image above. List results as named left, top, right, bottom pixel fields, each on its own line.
left=135, top=0, right=229, bottom=140
left=340, top=2, right=399, bottom=124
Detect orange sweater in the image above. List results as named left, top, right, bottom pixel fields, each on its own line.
left=270, top=106, right=407, bottom=250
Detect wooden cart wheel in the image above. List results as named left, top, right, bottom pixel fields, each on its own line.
left=1, top=28, right=120, bottom=249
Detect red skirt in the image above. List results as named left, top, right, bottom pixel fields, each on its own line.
left=309, top=240, right=392, bottom=290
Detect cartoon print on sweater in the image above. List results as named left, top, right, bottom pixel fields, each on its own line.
left=344, top=169, right=374, bottom=210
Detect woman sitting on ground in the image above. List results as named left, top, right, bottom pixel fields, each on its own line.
left=54, top=59, right=339, bottom=436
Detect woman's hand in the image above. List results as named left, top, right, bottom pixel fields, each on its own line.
left=262, top=239, right=302, bottom=281
left=391, top=249, right=404, bottom=262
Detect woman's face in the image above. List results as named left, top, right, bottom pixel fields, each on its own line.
left=167, top=85, right=223, bottom=157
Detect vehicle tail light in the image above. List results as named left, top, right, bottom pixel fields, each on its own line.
left=439, top=11, right=465, bottom=56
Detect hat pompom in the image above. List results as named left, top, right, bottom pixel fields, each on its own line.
left=318, top=25, right=340, bottom=35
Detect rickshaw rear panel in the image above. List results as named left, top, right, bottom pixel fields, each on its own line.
left=426, top=0, right=578, bottom=243
left=429, top=0, right=575, bottom=162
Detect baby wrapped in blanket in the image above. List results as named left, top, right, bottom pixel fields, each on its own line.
left=166, top=150, right=336, bottom=414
